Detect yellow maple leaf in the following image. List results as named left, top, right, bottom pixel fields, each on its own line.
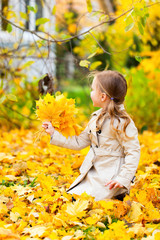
left=23, top=225, right=47, bottom=237
left=85, top=214, right=101, bottom=225
left=35, top=93, right=81, bottom=138
left=0, top=203, right=8, bottom=215
left=0, top=227, right=20, bottom=240
left=10, top=212, right=20, bottom=222
left=65, top=199, right=89, bottom=218
left=127, top=223, right=149, bottom=238
left=155, top=232, right=160, bottom=240
left=47, top=231, right=59, bottom=240
left=127, top=201, right=143, bottom=222
left=98, top=200, right=114, bottom=214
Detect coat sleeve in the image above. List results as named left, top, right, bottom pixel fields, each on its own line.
left=50, top=125, right=91, bottom=150
left=114, top=120, right=141, bottom=190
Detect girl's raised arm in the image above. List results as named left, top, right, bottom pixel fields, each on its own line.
left=50, top=125, right=91, bottom=150
left=42, top=121, right=91, bottom=151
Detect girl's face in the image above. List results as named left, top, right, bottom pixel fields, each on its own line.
left=90, top=77, right=104, bottom=108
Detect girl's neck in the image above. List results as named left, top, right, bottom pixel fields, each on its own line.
left=101, top=99, right=110, bottom=110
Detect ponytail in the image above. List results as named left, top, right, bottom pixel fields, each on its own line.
left=94, top=70, right=132, bottom=139
left=96, top=100, right=132, bottom=139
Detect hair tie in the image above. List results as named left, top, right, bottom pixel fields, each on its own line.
left=111, top=97, right=114, bottom=100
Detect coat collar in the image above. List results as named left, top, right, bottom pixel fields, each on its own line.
left=91, top=108, right=103, bottom=117
left=90, top=104, right=125, bottom=146
left=91, top=104, right=125, bottom=117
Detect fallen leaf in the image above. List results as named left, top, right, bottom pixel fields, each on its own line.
left=23, top=226, right=47, bottom=237
left=0, top=227, right=20, bottom=239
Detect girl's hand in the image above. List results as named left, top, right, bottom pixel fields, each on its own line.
left=105, top=180, right=123, bottom=190
left=42, top=121, right=54, bottom=136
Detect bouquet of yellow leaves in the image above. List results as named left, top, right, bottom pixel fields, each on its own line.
left=35, top=93, right=82, bottom=138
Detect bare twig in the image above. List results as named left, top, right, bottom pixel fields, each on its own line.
left=89, top=32, right=111, bottom=55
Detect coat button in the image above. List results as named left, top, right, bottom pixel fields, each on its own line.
left=96, top=145, right=98, bottom=148
left=98, top=129, right=101, bottom=134
left=89, top=130, right=91, bottom=133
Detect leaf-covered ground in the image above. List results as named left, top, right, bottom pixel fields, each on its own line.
left=0, top=129, right=160, bottom=240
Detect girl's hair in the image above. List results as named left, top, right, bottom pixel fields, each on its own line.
left=94, top=70, right=131, bottom=139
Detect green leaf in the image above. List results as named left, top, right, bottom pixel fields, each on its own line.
left=138, top=21, right=144, bottom=35
left=27, top=5, right=37, bottom=13
left=79, top=60, right=90, bottom=68
left=29, top=177, right=38, bottom=187
left=26, top=49, right=36, bottom=57
left=124, top=15, right=133, bottom=25
left=36, top=17, right=50, bottom=26
left=86, top=0, right=92, bottom=13
left=7, top=94, right=18, bottom=102
left=135, top=56, right=142, bottom=63
left=134, top=7, right=144, bottom=17
left=89, top=61, right=102, bottom=70
left=134, top=2, right=146, bottom=17
left=125, top=22, right=134, bottom=32
left=20, top=12, right=28, bottom=20
left=87, top=51, right=97, bottom=59
left=36, top=74, right=47, bottom=82
left=0, top=95, right=6, bottom=104
left=64, top=11, right=74, bottom=20
left=21, top=61, right=35, bottom=69
left=140, top=16, right=147, bottom=27
left=99, top=14, right=108, bottom=22
left=23, top=180, right=28, bottom=187
left=91, top=11, right=100, bottom=17
left=7, top=23, right=12, bottom=33
left=55, top=91, right=61, bottom=97
left=52, top=5, right=56, bottom=15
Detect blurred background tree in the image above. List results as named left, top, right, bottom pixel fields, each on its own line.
left=0, top=0, right=159, bottom=132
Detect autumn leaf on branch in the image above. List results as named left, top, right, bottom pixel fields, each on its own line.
left=35, top=93, right=82, bottom=138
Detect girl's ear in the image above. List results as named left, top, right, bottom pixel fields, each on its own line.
left=101, top=93, right=108, bottom=102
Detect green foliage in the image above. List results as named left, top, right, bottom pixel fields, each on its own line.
left=124, top=1, right=149, bottom=35
left=0, top=180, right=15, bottom=187
left=76, top=31, right=112, bottom=71
left=89, top=61, right=102, bottom=71
left=6, top=23, right=12, bottom=33
left=0, top=95, right=6, bottom=104
left=86, top=0, right=92, bottom=13
left=35, top=17, right=50, bottom=26
left=29, top=177, right=38, bottom=187
left=61, top=81, right=95, bottom=118
left=21, top=61, right=35, bottom=69
left=138, top=21, right=144, bottom=35
left=52, top=6, right=56, bottom=15
left=79, top=60, right=90, bottom=68
left=7, top=94, right=18, bottom=102
left=20, top=12, right=28, bottom=20
left=126, top=69, right=160, bottom=132
left=135, top=56, right=142, bottom=63
left=27, top=5, right=37, bottom=13
left=125, top=22, right=134, bottom=32
left=0, top=77, right=39, bottom=129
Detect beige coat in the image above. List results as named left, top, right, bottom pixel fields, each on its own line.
left=50, top=105, right=140, bottom=201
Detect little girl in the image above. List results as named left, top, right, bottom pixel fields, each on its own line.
left=42, top=70, right=140, bottom=201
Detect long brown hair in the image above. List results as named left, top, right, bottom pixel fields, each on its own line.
left=94, top=70, right=131, bottom=139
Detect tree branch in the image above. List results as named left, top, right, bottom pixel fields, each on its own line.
left=0, top=2, right=159, bottom=44
left=89, top=32, right=111, bottom=55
